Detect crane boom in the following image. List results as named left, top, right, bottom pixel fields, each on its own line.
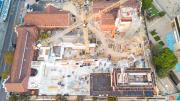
left=88, top=0, right=129, bottom=20
left=41, top=22, right=82, bottom=45
left=83, top=26, right=89, bottom=53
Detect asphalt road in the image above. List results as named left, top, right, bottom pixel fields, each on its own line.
left=0, top=0, right=22, bottom=101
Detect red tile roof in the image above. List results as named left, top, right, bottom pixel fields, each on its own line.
left=100, top=14, right=115, bottom=32
left=92, top=0, right=118, bottom=32
left=93, top=0, right=139, bottom=32
left=5, top=26, right=38, bottom=93
left=24, top=6, right=71, bottom=29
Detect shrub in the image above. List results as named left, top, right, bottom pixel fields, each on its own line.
left=151, top=30, right=157, bottom=36
left=159, top=41, right=165, bottom=46
left=39, top=32, right=49, bottom=40
left=154, top=36, right=160, bottom=41
left=159, top=11, right=166, bottom=17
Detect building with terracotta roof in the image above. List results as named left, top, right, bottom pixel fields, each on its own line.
left=24, top=5, right=71, bottom=29
left=4, top=5, right=72, bottom=93
left=5, top=26, right=38, bottom=93
left=92, top=0, right=140, bottom=36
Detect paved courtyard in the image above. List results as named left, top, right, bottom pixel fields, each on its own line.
left=146, top=15, right=173, bottom=45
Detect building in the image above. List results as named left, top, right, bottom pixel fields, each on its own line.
left=24, top=5, right=71, bottom=29
left=164, top=15, right=180, bottom=94
left=173, top=15, right=180, bottom=60
left=90, top=67, right=156, bottom=97
left=4, top=5, right=72, bottom=93
left=5, top=26, right=38, bottom=92
left=4, top=2, right=157, bottom=98
left=92, top=0, right=140, bottom=37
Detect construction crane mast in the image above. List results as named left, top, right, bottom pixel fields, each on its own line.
left=41, top=0, right=131, bottom=52
left=81, top=0, right=90, bottom=53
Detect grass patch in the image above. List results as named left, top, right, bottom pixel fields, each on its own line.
left=154, top=36, right=160, bottom=41
left=159, top=41, right=165, bottom=46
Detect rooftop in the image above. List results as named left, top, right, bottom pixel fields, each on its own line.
left=92, top=0, right=140, bottom=34
left=90, top=68, right=155, bottom=97
left=24, top=5, right=71, bottom=29
left=5, top=26, right=38, bottom=92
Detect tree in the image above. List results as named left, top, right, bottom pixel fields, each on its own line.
left=18, top=94, right=29, bottom=101
left=151, top=44, right=163, bottom=56
left=3, top=51, right=14, bottom=65
left=92, top=97, right=97, bottom=101
left=55, top=95, right=67, bottom=101
left=8, top=94, right=17, bottom=101
left=76, top=96, right=84, bottom=101
left=8, top=94, right=29, bottom=101
left=152, top=48, right=178, bottom=78
left=142, top=0, right=153, bottom=10
left=107, top=97, right=118, bottom=101
left=1, top=67, right=10, bottom=79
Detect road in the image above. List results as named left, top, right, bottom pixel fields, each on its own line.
left=0, top=0, right=22, bottom=101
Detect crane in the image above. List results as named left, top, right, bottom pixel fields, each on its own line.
left=41, top=0, right=130, bottom=52
left=87, top=0, right=129, bottom=21
left=41, top=21, right=82, bottom=45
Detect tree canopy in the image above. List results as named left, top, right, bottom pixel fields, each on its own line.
left=142, top=0, right=153, bottom=10
left=1, top=67, right=10, bottom=79
left=107, top=97, right=118, bottom=101
left=8, top=94, right=28, bottom=101
left=152, top=46, right=178, bottom=78
left=3, top=51, right=14, bottom=65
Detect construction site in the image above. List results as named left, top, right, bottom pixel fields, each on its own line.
left=4, top=0, right=158, bottom=97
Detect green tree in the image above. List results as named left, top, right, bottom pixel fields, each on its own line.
left=76, top=96, right=84, bottom=101
left=107, top=97, right=118, bottom=101
left=152, top=48, right=178, bottom=78
left=1, top=67, right=10, bottom=79
left=55, top=95, right=67, bottom=101
left=18, top=94, right=29, bottom=101
left=151, top=44, right=163, bottom=56
left=3, top=51, right=14, bottom=65
left=92, top=97, right=97, bottom=101
left=142, top=0, right=153, bottom=10
left=8, top=94, right=29, bottom=101
left=8, top=94, right=17, bottom=101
